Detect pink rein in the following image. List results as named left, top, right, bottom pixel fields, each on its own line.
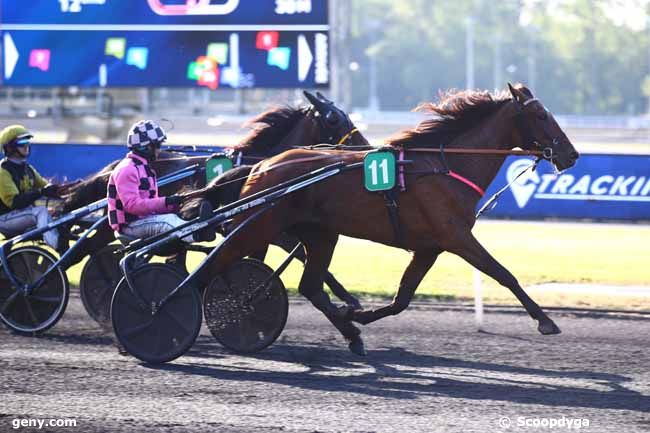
left=447, top=170, right=486, bottom=197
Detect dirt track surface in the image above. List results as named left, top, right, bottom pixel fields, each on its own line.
left=1, top=295, right=649, bottom=433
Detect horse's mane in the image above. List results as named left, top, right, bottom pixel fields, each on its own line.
left=234, top=105, right=310, bottom=153
left=386, top=88, right=516, bottom=148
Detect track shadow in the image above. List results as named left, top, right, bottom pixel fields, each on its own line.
left=35, top=330, right=115, bottom=346
left=144, top=343, right=646, bottom=413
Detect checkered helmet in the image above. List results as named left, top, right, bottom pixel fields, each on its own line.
left=127, top=120, right=166, bottom=152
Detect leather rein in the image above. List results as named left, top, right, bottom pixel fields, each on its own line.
left=184, top=97, right=559, bottom=213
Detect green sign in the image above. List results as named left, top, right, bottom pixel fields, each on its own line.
left=363, top=151, right=396, bottom=192
left=206, top=157, right=233, bottom=183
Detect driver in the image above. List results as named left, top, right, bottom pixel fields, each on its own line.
left=0, top=125, right=62, bottom=251
left=107, top=120, right=214, bottom=243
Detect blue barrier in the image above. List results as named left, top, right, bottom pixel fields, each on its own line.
left=478, top=154, right=650, bottom=221
left=29, top=143, right=125, bottom=180
left=23, top=144, right=650, bottom=221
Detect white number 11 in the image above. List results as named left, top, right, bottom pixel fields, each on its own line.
left=369, top=159, right=389, bottom=185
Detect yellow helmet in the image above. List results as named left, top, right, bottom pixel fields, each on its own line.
left=0, top=124, right=33, bottom=154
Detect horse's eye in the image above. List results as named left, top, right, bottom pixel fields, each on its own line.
left=537, top=112, right=548, bottom=121
left=325, top=112, right=341, bottom=126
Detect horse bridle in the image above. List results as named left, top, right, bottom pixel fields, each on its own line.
left=513, top=97, right=560, bottom=162
left=308, top=106, right=360, bottom=146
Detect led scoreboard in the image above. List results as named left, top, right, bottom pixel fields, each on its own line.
left=0, top=0, right=329, bottom=88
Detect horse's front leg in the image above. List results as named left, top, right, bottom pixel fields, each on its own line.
left=352, top=248, right=440, bottom=325
left=448, top=230, right=560, bottom=335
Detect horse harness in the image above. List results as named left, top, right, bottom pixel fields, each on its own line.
left=196, top=97, right=556, bottom=249
left=363, top=97, right=560, bottom=248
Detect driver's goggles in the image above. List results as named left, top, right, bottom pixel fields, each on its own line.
left=14, top=138, right=31, bottom=147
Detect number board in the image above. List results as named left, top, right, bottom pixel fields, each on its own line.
left=363, top=151, right=396, bottom=192
left=206, top=157, right=234, bottom=183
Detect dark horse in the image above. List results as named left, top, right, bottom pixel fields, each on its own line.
left=59, top=92, right=369, bottom=309
left=197, top=84, right=580, bottom=355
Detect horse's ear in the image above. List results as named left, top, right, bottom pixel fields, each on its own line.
left=316, top=91, right=332, bottom=104
left=303, top=90, right=317, bottom=104
left=508, top=82, right=525, bottom=103
left=303, top=90, right=328, bottom=113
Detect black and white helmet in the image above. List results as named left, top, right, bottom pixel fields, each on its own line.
left=127, top=120, right=166, bottom=152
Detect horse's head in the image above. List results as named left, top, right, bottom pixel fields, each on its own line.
left=507, top=83, right=579, bottom=171
left=236, top=96, right=368, bottom=159
left=303, top=91, right=370, bottom=147
left=183, top=95, right=369, bottom=218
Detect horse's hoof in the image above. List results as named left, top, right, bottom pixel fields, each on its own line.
left=538, top=319, right=561, bottom=335
left=348, top=336, right=367, bottom=356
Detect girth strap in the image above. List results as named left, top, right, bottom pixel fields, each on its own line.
left=382, top=188, right=404, bottom=248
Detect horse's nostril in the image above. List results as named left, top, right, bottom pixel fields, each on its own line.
left=570, top=151, right=579, bottom=160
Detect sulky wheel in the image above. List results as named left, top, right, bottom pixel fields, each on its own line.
left=203, top=258, right=288, bottom=353
left=111, top=263, right=202, bottom=364
left=0, top=246, right=69, bottom=335
left=79, top=244, right=123, bottom=326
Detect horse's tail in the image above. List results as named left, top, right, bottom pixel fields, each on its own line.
left=180, top=165, right=253, bottom=219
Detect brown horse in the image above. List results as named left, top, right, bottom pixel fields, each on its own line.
left=198, top=84, right=579, bottom=355
left=59, top=93, right=369, bottom=309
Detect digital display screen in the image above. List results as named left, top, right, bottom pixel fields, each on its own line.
left=0, top=0, right=329, bottom=88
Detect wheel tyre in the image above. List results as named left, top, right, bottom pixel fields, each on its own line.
left=203, top=258, right=288, bottom=353
left=0, top=246, right=69, bottom=335
left=111, top=263, right=202, bottom=364
left=79, top=244, right=123, bottom=326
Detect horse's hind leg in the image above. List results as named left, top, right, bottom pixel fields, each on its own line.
left=449, top=230, right=560, bottom=335
left=205, top=213, right=364, bottom=354
left=165, top=249, right=188, bottom=273
left=203, top=209, right=289, bottom=283
left=295, top=225, right=365, bottom=355
left=352, top=248, right=440, bottom=325
left=248, top=244, right=269, bottom=262
left=273, top=232, right=363, bottom=310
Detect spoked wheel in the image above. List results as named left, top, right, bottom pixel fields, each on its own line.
left=79, top=244, right=123, bottom=326
left=0, top=246, right=69, bottom=335
left=111, top=264, right=202, bottom=364
left=203, top=258, right=288, bottom=353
